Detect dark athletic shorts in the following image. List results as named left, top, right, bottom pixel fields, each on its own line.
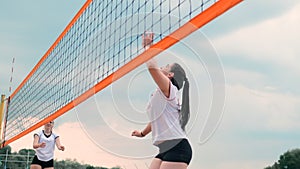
left=31, top=155, right=54, bottom=168
left=155, top=139, right=192, bottom=165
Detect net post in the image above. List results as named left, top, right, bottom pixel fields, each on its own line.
left=0, top=94, right=6, bottom=147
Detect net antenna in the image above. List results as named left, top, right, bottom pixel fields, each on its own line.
left=9, top=57, right=15, bottom=94
left=1, top=0, right=243, bottom=147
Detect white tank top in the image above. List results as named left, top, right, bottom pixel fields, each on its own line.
left=147, top=82, right=187, bottom=145
left=35, top=130, right=59, bottom=161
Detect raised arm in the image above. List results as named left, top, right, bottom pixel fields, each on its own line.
left=143, top=32, right=171, bottom=98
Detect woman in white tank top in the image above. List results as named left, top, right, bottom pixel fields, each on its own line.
left=132, top=32, right=192, bottom=169
left=30, top=121, right=65, bottom=169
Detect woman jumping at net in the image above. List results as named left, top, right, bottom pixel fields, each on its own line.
left=30, top=121, right=65, bottom=169
left=132, top=32, right=192, bottom=169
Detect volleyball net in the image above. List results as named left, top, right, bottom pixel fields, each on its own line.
left=1, top=0, right=242, bottom=147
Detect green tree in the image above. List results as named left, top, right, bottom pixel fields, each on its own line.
left=0, top=145, right=11, bottom=154
left=0, top=145, right=121, bottom=169
left=55, top=158, right=82, bottom=169
left=18, top=148, right=35, bottom=156
left=86, top=165, right=95, bottom=169
left=264, top=148, right=300, bottom=169
left=278, top=149, right=300, bottom=169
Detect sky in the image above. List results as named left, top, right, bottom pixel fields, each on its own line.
left=1, top=0, right=300, bottom=169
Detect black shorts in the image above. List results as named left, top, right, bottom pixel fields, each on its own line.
left=31, top=155, right=54, bottom=168
left=155, top=139, right=192, bottom=165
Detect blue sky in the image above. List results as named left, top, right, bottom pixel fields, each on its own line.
left=1, top=0, right=300, bottom=169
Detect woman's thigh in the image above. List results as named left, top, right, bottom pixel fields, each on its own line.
left=149, top=158, right=163, bottom=169
left=160, top=161, right=188, bottom=169
left=30, top=165, right=42, bottom=169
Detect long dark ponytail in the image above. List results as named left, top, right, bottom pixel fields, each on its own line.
left=170, top=63, right=190, bottom=131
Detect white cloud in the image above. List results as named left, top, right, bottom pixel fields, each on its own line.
left=224, top=83, right=300, bottom=132
left=213, top=3, right=300, bottom=74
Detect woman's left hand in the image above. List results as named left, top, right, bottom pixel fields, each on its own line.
left=131, top=130, right=144, bottom=137
left=58, top=145, right=65, bottom=151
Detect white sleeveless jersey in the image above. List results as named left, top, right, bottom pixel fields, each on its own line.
left=35, top=130, right=59, bottom=161
left=147, top=82, right=187, bottom=145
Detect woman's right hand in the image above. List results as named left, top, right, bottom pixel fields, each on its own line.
left=142, top=31, right=154, bottom=48
left=39, top=142, right=46, bottom=148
